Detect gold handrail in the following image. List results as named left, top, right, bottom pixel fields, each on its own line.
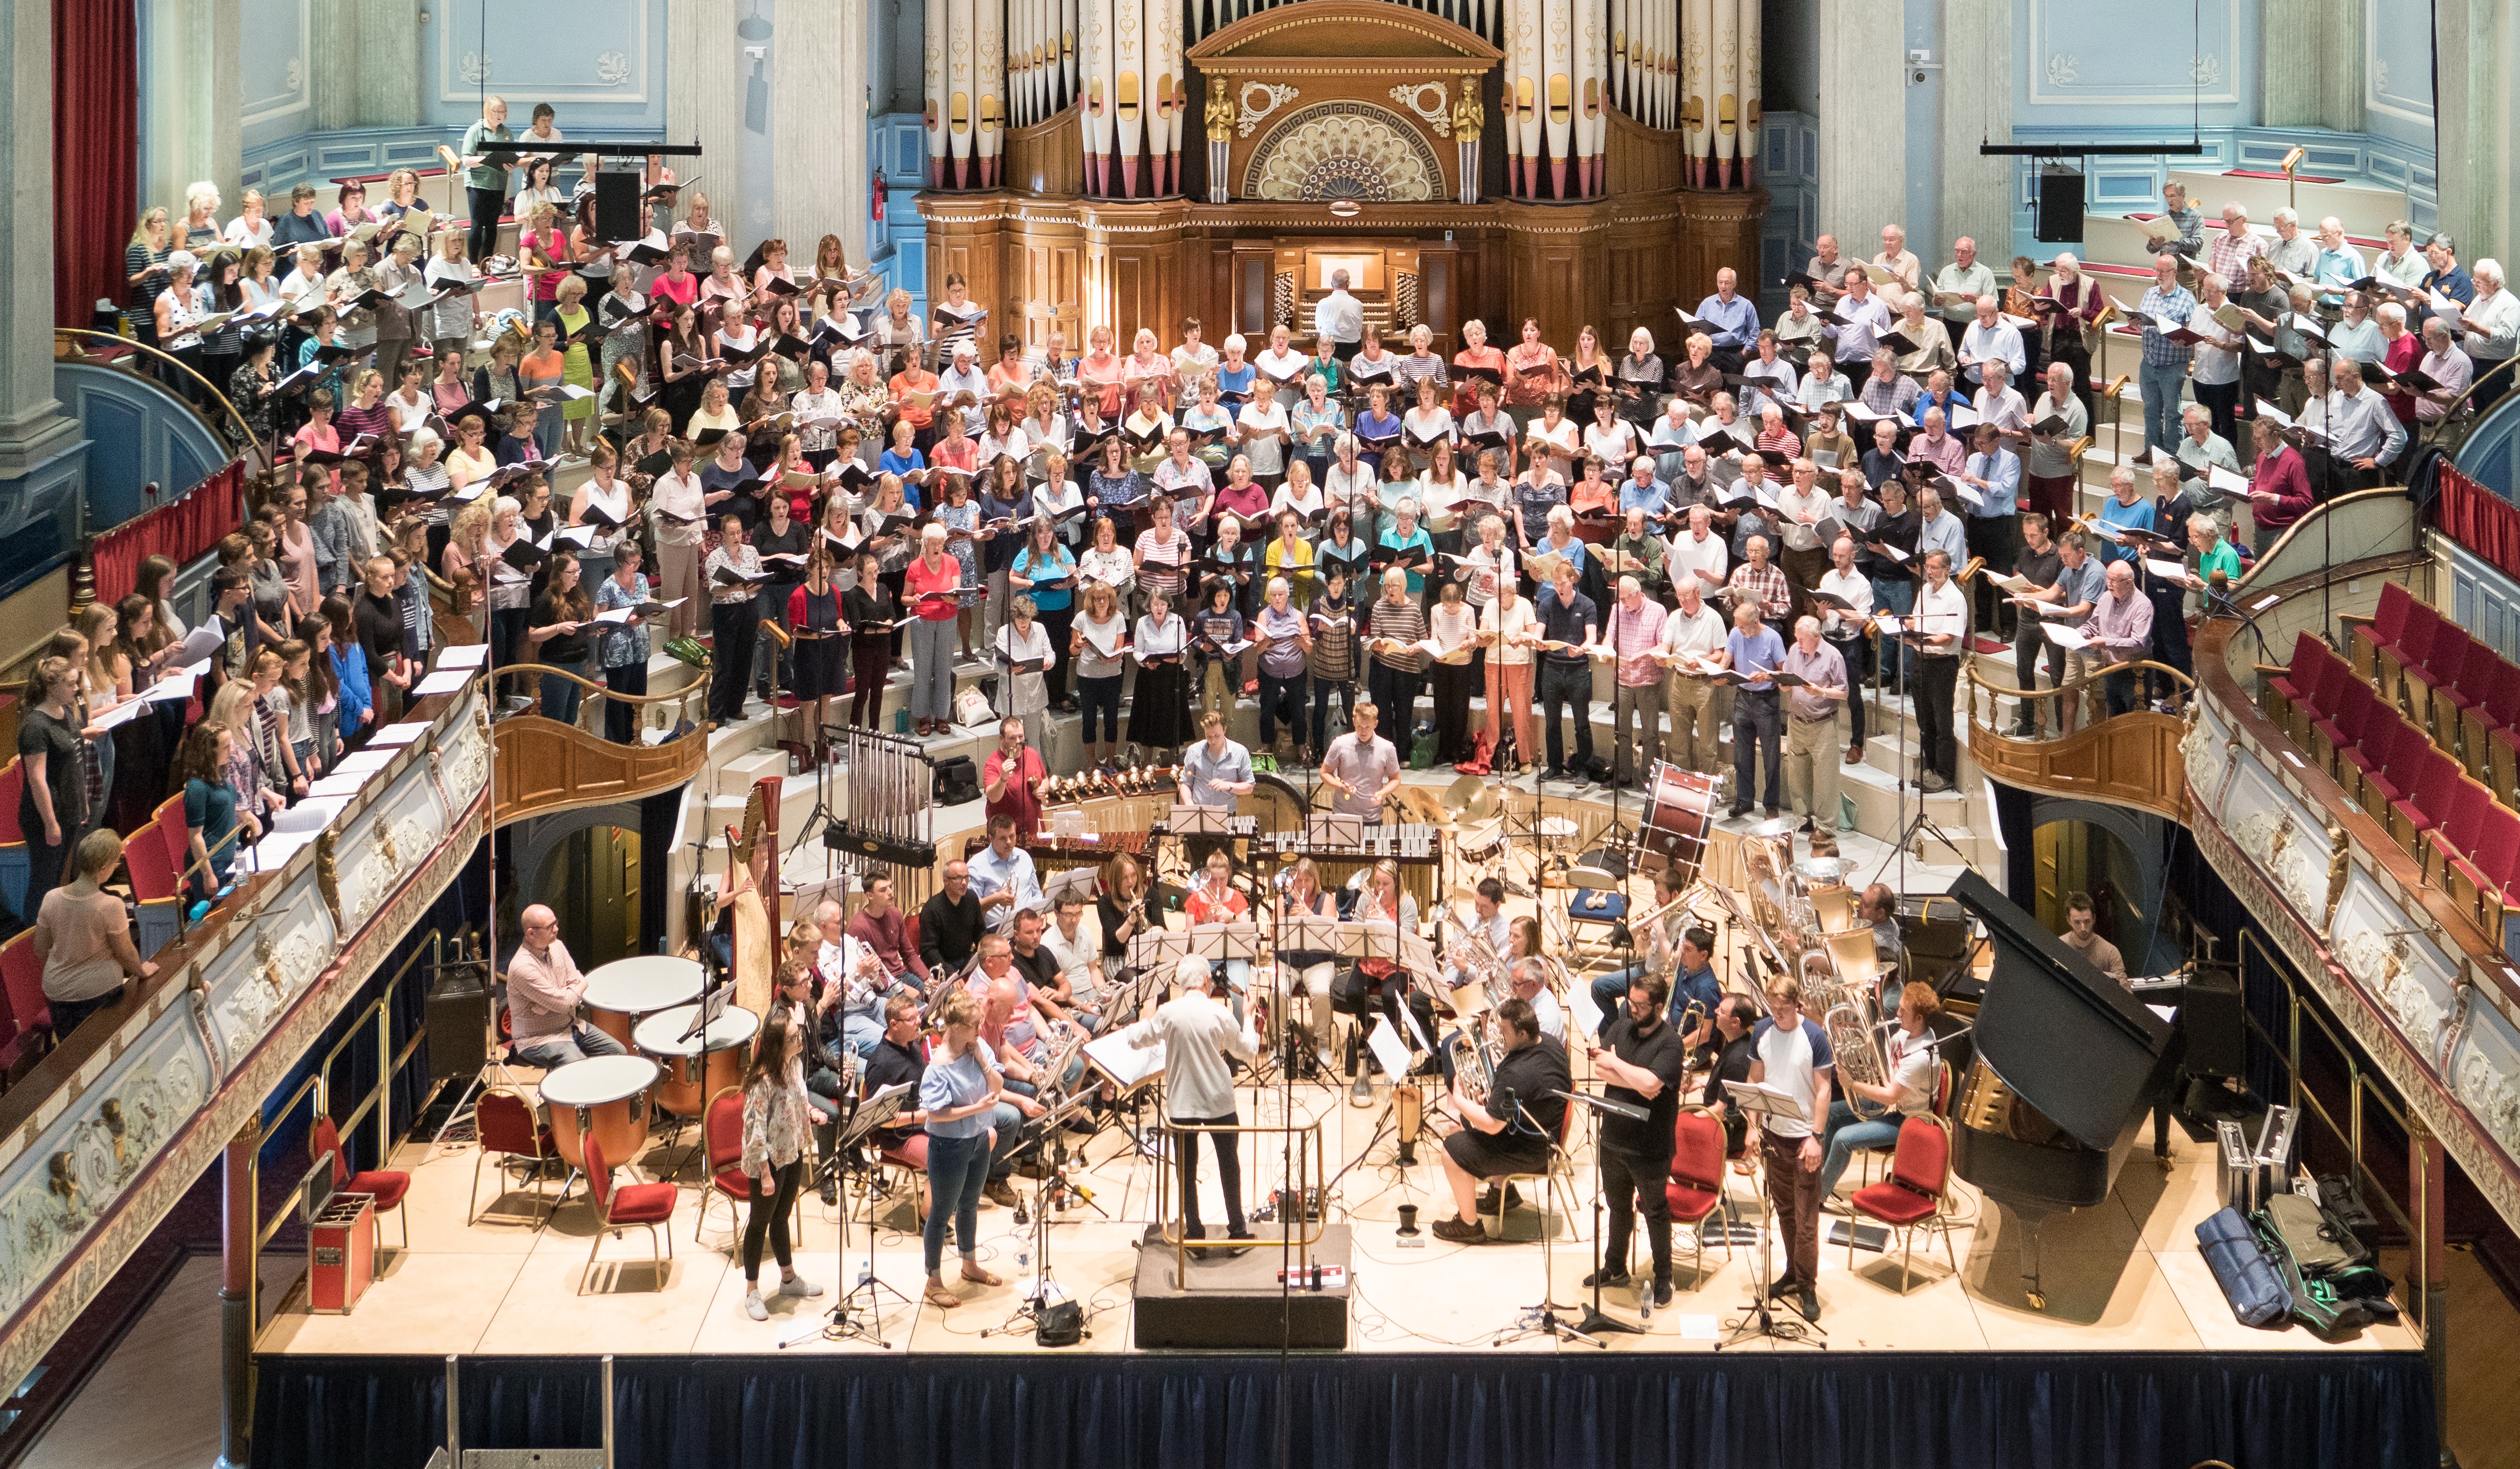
left=486, top=659, right=707, bottom=704
left=1962, top=657, right=2195, bottom=727
left=53, top=327, right=270, bottom=469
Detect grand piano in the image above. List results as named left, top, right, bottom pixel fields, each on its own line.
left=1943, top=872, right=2186, bottom=1310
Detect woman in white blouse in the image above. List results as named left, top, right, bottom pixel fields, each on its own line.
left=1416, top=439, right=1470, bottom=537
left=995, top=594, right=1054, bottom=750
left=1235, top=385, right=1291, bottom=488
left=1477, top=574, right=1539, bottom=771
left=571, top=442, right=635, bottom=554
left=976, top=399, right=1030, bottom=471
left=385, top=360, right=433, bottom=435
left=1401, top=378, right=1457, bottom=479
left=1034, top=450, right=1085, bottom=549
left=1269, top=458, right=1326, bottom=528
left=1019, top=382, right=1070, bottom=481
left=1077, top=515, right=1136, bottom=606
left=1525, top=395, right=1581, bottom=483
left=222, top=189, right=271, bottom=250
left=1458, top=510, right=1517, bottom=611
left=1325, top=433, right=1377, bottom=538
left=1582, top=395, right=1638, bottom=474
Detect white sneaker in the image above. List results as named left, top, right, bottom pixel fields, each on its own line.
left=744, top=1290, right=769, bottom=1321
left=777, top=1274, right=823, bottom=1299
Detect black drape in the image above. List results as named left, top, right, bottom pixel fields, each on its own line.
left=256, top=1349, right=2438, bottom=1469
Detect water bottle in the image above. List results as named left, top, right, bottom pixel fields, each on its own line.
left=1017, top=1244, right=1032, bottom=1275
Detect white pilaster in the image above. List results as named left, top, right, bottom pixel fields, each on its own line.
left=2434, top=0, right=2512, bottom=264
left=0, top=0, right=83, bottom=495
left=1939, top=0, right=2012, bottom=268
left=667, top=0, right=751, bottom=237
left=141, top=0, right=242, bottom=219
left=1813, top=0, right=1903, bottom=248
left=774, top=0, right=870, bottom=264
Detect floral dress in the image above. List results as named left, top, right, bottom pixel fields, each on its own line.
left=937, top=499, right=980, bottom=586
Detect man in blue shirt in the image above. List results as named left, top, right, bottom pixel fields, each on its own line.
left=1725, top=600, right=1786, bottom=818
left=965, top=814, right=1043, bottom=934
left=1671, top=927, right=1723, bottom=1058
left=1535, top=560, right=1600, bottom=781
left=1961, top=423, right=2023, bottom=640
left=2135, top=252, right=2199, bottom=453
left=1617, top=456, right=1670, bottom=517
left=1694, top=266, right=1761, bottom=374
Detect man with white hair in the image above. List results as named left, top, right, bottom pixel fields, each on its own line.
left=2024, top=361, right=2088, bottom=523
left=1659, top=576, right=1732, bottom=773
left=1831, top=267, right=1892, bottom=369
left=1314, top=269, right=1364, bottom=360
left=2458, top=259, right=2518, bottom=381
left=1780, top=615, right=1850, bottom=834
left=1124, top=954, right=1261, bottom=1250
left=2312, top=217, right=2366, bottom=303
left=2208, top=201, right=2264, bottom=286
left=2135, top=252, right=2199, bottom=453
left=1872, top=223, right=1922, bottom=297
left=2079, top=560, right=2155, bottom=719
left=2266, top=208, right=2319, bottom=282
left=2327, top=359, right=2408, bottom=488
left=1957, top=294, right=2024, bottom=390
left=1604, top=574, right=1668, bottom=786
left=1695, top=266, right=1760, bottom=374
left=1931, top=237, right=1994, bottom=325
left=2175, top=403, right=2239, bottom=481
left=2414, top=316, right=2476, bottom=425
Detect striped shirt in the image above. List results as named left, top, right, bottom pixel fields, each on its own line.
left=1603, top=596, right=1667, bottom=687
left=1368, top=597, right=1428, bottom=672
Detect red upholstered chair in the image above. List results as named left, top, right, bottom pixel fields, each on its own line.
left=2370, top=716, right=2431, bottom=816
left=1661, top=1105, right=1734, bottom=1283
left=696, top=1086, right=749, bottom=1243
left=2343, top=579, right=2408, bottom=691
left=0, top=759, right=27, bottom=924
left=2262, top=630, right=2325, bottom=740
left=2337, top=695, right=2403, bottom=816
left=2421, top=628, right=2481, bottom=751
left=2449, top=803, right=2520, bottom=923
left=2485, top=673, right=2520, bottom=807
left=468, top=1087, right=559, bottom=1226
left=0, top=929, right=50, bottom=1061
left=122, top=818, right=183, bottom=960
left=1847, top=1116, right=1959, bottom=1293
left=579, top=1131, right=679, bottom=1293
left=2428, top=776, right=2495, bottom=889
left=2388, top=747, right=2461, bottom=859
left=152, top=795, right=195, bottom=903
left=2391, top=602, right=2444, bottom=729
left=310, top=1115, right=412, bottom=1249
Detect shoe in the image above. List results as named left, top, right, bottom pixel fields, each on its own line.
left=1478, top=1184, right=1524, bottom=1212
left=1430, top=1215, right=1488, bottom=1244
left=1543, top=767, right=1567, bottom=783
left=983, top=1178, right=1020, bottom=1209
left=1844, top=745, right=1863, bottom=765
left=1061, top=1114, right=1097, bottom=1135
left=1918, top=770, right=1951, bottom=793
left=1581, top=1267, right=1631, bottom=1289
left=1653, top=1277, right=1674, bottom=1307
left=1763, top=807, right=1781, bottom=820
left=1765, top=1279, right=1797, bottom=1301
left=777, top=1274, right=823, bottom=1299
left=1728, top=806, right=1750, bottom=819
left=744, top=1290, right=769, bottom=1321
left=1821, top=1196, right=1852, bottom=1217
left=819, top=1179, right=838, bottom=1206
left=1797, top=1287, right=1821, bottom=1321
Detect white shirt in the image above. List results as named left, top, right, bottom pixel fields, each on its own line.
left=1658, top=601, right=1729, bottom=662
left=2463, top=287, right=2519, bottom=361
left=1124, top=988, right=1257, bottom=1120
left=996, top=620, right=1053, bottom=714
left=1913, top=579, right=1969, bottom=656
left=1313, top=289, right=1364, bottom=346
left=651, top=468, right=707, bottom=544
left=1959, top=318, right=2026, bottom=377
left=1752, top=1017, right=1833, bottom=1138
left=1665, top=531, right=1729, bottom=591
left=1480, top=595, right=1538, bottom=665
left=1816, top=567, right=1873, bottom=638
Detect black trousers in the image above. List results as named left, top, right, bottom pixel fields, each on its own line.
left=1174, top=1109, right=1245, bottom=1238
left=1600, top=1145, right=1676, bottom=1282
left=1915, top=655, right=1960, bottom=780
left=1825, top=632, right=1868, bottom=747
left=709, top=599, right=758, bottom=722
left=743, top=1159, right=803, bottom=1281
left=1330, top=966, right=1437, bottom=1065
left=603, top=661, right=648, bottom=744
left=466, top=186, right=506, bottom=263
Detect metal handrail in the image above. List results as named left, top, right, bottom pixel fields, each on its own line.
left=1961, top=658, right=2195, bottom=729
left=252, top=929, right=442, bottom=1254
left=53, top=327, right=270, bottom=469
left=1159, top=1117, right=1325, bottom=1277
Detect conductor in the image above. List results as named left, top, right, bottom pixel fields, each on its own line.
left=1125, top=954, right=1261, bottom=1253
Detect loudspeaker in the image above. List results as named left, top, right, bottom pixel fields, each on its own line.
left=2034, top=170, right=2085, bottom=243
left=594, top=169, right=643, bottom=241
left=427, top=983, right=491, bottom=1081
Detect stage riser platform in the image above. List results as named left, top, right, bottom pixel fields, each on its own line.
left=252, top=1348, right=2436, bottom=1469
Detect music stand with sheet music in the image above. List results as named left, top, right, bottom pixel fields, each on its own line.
left=1486, top=1088, right=1645, bottom=1349
left=1714, top=1079, right=1828, bottom=1347
left=784, top=1081, right=915, bottom=1350
left=978, top=1088, right=1105, bottom=1342
left=1866, top=612, right=1969, bottom=884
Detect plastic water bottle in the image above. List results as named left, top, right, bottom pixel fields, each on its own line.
left=1017, top=1244, right=1032, bottom=1275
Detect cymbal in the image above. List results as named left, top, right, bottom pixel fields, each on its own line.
left=1794, top=856, right=1851, bottom=882
left=1443, top=773, right=1503, bottom=824
left=1742, top=816, right=1800, bottom=840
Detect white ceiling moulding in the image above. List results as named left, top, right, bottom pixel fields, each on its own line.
left=437, top=1, right=654, bottom=104
left=2024, top=0, right=2241, bottom=108
left=2363, top=6, right=2432, bottom=125
left=241, top=0, right=313, bottom=126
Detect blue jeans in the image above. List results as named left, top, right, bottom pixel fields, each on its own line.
left=922, top=1131, right=993, bottom=1275
left=541, top=658, right=586, bottom=726
left=1589, top=968, right=1645, bottom=1037
left=511, top=1021, right=628, bottom=1070
left=1817, top=1099, right=1904, bottom=1199
left=2137, top=359, right=2187, bottom=454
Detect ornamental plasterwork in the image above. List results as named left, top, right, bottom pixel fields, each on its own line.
left=1388, top=81, right=1451, bottom=136
left=1237, top=82, right=1300, bottom=138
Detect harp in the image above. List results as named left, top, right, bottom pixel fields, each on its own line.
left=718, top=775, right=786, bottom=1016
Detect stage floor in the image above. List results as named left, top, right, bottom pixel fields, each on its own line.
left=257, top=1069, right=2411, bottom=1362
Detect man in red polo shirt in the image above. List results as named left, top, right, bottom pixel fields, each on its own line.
left=982, top=715, right=1046, bottom=836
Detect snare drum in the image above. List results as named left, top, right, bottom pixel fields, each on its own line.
left=1538, top=815, right=1582, bottom=856
left=1635, top=763, right=1722, bottom=878
left=635, top=1002, right=763, bottom=1119
left=582, top=956, right=706, bottom=1049
left=1457, top=817, right=1507, bottom=864
left=539, top=1054, right=662, bottom=1174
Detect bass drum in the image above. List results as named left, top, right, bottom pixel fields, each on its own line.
left=1247, top=770, right=1315, bottom=834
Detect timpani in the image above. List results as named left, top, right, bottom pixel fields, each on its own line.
left=539, top=1054, right=661, bottom=1174
left=635, top=1002, right=763, bottom=1120
left=581, top=955, right=706, bottom=1049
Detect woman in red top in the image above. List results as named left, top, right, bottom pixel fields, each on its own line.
left=1503, top=317, right=1562, bottom=410
left=651, top=241, right=701, bottom=307
left=1451, top=317, right=1508, bottom=419
left=1078, top=324, right=1126, bottom=420
left=520, top=202, right=569, bottom=324
left=889, top=346, right=943, bottom=455
left=903, top=524, right=964, bottom=734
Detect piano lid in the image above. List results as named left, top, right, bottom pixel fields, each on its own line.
left=1945, top=870, right=2174, bottom=1154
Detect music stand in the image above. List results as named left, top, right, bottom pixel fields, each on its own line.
left=1715, top=1080, right=1827, bottom=1348
left=677, top=983, right=737, bottom=1044
left=980, top=1089, right=1103, bottom=1340
left=1866, top=614, right=1969, bottom=884
left=785, top=1082, right=914, bottom=1350
left=1552, top=1087, right=1654, bottom=1339
left=1488, top=1090, right=1640, bottom=1350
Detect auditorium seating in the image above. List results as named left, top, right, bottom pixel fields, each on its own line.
left=2261, top=624, right=2520, bottom=934
left=2345, top=582, right=2520, bottom=795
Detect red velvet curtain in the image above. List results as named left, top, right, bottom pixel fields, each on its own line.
left=2434, top=465, right=2520, bottom=584
left=54, top=0, right=138, bottom=329
left=90, top=462, right=244, bottom=604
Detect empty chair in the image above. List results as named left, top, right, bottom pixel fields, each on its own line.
left=2428, top=775, right=2495, bottom=889
left=1661, top=1105, right=1735, bottom=1285
left=2421, top=627, right=2482, bottom=752
left=310, top=1115, right=413, bottom=1249
left=2448, top=803, right=2520, bottom=926
left=0, top=758, right=24, bottom=924
left=578, top=1131, right=678, bottom=1294
left=0, top=930, right=49, bottom=1062
left=2389, top=747, right=2462, bottom=859
left=2390, top=602, right=2444, bottom=730
left=122, top=820, right=182, bottom=960
left=468, top=1087, right=559, bottom=1227
left=2262, top=630, right=2327, bottom=738
left=2346, top=579, right=2413, bottom=680
left=696, top=1086, right=748, bottom=1243
left=1846, top=1116, right=1961, bottom=1294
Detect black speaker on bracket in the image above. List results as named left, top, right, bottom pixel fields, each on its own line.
left=594, top=168, right=643, bottom=241
left=2034, top=168, right=2086, bottom=243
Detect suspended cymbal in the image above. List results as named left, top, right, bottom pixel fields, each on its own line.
left=1443, top=773, right=1503, bottom=824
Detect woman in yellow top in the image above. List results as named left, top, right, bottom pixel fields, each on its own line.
left=1263, top=508, right=1318, bottom=607
left=552, top=275, right=598, bottom=456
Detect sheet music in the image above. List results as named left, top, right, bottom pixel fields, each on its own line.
left=1366, top=1017, right=1414, bottom=1077
left=435, top=644, right=491, bottom=669
left=1084, top=1031, right=1164, bottom=1089
left=368, top=721, right=432, bottom=746
left=411, top=669, right=475, bottom=696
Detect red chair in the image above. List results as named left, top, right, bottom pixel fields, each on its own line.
left=2392, top=602, right=2444, bottom=724
left=152, top=795, right=195, bottom=900
left=1847, top=1116, right=1959, bottom=1293
left=578, top=1131, right=678, bottom=1293
left=0, top=757, right=25, bottom=923
left=2389, top=747, right=2462, bottom=858
left=122, top=819, right=182, bottom=960
left=2263, top=630, right=2323, bottom=726
left=696, top=1086, right=748, bottom=1242
left=2428, top=775, right=2495, bottom=887
left=467, top=1087, right=559, bottom=1226
left=2422, top=628, right=2481, bottom=749
left=1661, top=1106, right=1735, bottom=1283
left=0, top=929, right=50, bottom=1059
left=2448, top=803, right=2520, bottom=921
left=311, top=1115, right=412, bottom=1248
